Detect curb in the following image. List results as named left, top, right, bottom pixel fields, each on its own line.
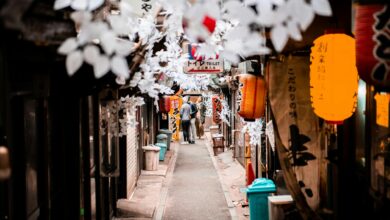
left=153, top=141, right=180, bottom=220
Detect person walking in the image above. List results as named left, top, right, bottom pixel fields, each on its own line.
left=196, top=96, right=205, bottom=139
left=180, top=97, right=191, bottom=144
left=189, top=100, right=198, bottom=144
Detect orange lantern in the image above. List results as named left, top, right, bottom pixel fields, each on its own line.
left=374, top=93, right=389, bottom=128
left=310, top=34, right=359, bottom=123
left=236, top=74, right=266, bottom=121
left=212, top=96, right=222, bottom=124
left=158, top=96, right=171, bottom=113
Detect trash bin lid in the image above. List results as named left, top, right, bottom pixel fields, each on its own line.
left=157, top=134, right=168, bottom=139
left=247, top=178, right=276, bottom=194
left=142, top=145, right=160, bottom=151
left=155, top=143, right=167, bottom=148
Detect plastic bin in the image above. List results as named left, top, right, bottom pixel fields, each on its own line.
left=246, top=178, right=276, bottom=220
left=158, top=129, right=172, bottom=150
left=155, top=142, right=167, bottom=161
left=156, top=134, right=168, bottom=145
left=142, top=145, right=160, bottom=171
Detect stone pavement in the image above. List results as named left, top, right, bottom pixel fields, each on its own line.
left=203, top=132, right=250, bottom=220
left=115, top=132, right=249, bottom=220
left=116, top=142, right=178, bottom=220
left=163, top=138, right=231, bottom=220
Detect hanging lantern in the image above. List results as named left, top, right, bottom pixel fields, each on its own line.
left=158, top=96, right=171, bottom=113
left=236, top=74, right=266, bottom=121
left=212, top=95, right=222, bottom=124
left=374, top=92, right=389, bottom=128
left=355, top=4, right=390, bottom=91
left=310, top=34, right=359, bottom=123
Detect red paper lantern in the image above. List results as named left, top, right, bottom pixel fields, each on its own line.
left=236, top=74, right=266, bottom=121
left=158, top=96, right=171, bottom=113
left=355, top=4, right=390, bottom=91
left=212, top=96, right=222, bottom=124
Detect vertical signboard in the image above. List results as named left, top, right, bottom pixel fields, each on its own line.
left=268, top=56, right=321, bottom=210
left=169, top=96, right=183, bottom=141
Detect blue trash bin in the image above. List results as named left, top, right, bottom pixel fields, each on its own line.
left=155, top=142, right=167, bottom=161
left=156, top=134, right=168, bottom=146
left=158, top=129, right=172, bottom=150
left=246, top=178, right=276, bottom=220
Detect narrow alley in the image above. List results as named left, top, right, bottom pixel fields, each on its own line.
left=1, top=1, right=389, bottom=220
left=163, top=139, right=230, bottom=220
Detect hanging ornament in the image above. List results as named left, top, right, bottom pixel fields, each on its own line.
left=355, top=4, right=390, bottom=91
left=236, top=74, right=266, bottom=121
left=310, top=34, right=359, bottom=123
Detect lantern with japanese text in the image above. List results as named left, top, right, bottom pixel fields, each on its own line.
left=236, top=74, right=266, bottom=121
left=158, top=96, right=171, bottom=113
left=212, top=95, right=222, bottom=124
left=310, top=34, right=359, bottom=123
left=355, top=3, right=390, bottom=91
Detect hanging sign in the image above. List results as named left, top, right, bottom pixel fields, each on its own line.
left=169, top=96, right=183, bottom=141
left=268, top=55, right=321, bottom=210
left=184, top=60, right=223, bottom=74
left=184, top=44, right=223, bottom=74
left=212, top=96, right=222, bottom=124
left=375, top=93, right=389, bottom=128
left=355, top=4, right=390, bottom=91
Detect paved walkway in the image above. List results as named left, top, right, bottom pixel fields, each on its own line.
left=163, top=139, right=231, bottom=220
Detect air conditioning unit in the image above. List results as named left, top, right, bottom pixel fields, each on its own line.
left=238, top=60, right=260, bottom=74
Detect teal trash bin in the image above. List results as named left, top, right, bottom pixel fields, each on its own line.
left=158, top=129, right=172, bottom=150
left=155, top=142, right=167, bottom=161
left=156, top=134, right=168, bottom=145
left=246, top=178, right=276, bottom=220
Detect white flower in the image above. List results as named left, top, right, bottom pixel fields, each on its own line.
left=54, top=0, right=104, bottom=11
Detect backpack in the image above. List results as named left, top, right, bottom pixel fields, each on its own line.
left=190, top=103, right=198, bottom=118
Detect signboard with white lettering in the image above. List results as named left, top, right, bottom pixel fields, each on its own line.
left=184, top=60, right=223, bottom=74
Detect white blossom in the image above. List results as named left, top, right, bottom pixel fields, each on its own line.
left=218, top=98, right=231, bottom=126
left=242, top=119, right=264, bottom=146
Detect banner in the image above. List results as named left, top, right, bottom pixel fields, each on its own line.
left=169, top=96, right=183, bottom=141
left=267, top=55, right=321, bottom=209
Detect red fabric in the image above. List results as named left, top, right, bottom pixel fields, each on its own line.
left=355, top=4, right=390, bottom=91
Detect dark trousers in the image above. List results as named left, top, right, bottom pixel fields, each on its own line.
left=181, top=120, right=190, bottom=142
